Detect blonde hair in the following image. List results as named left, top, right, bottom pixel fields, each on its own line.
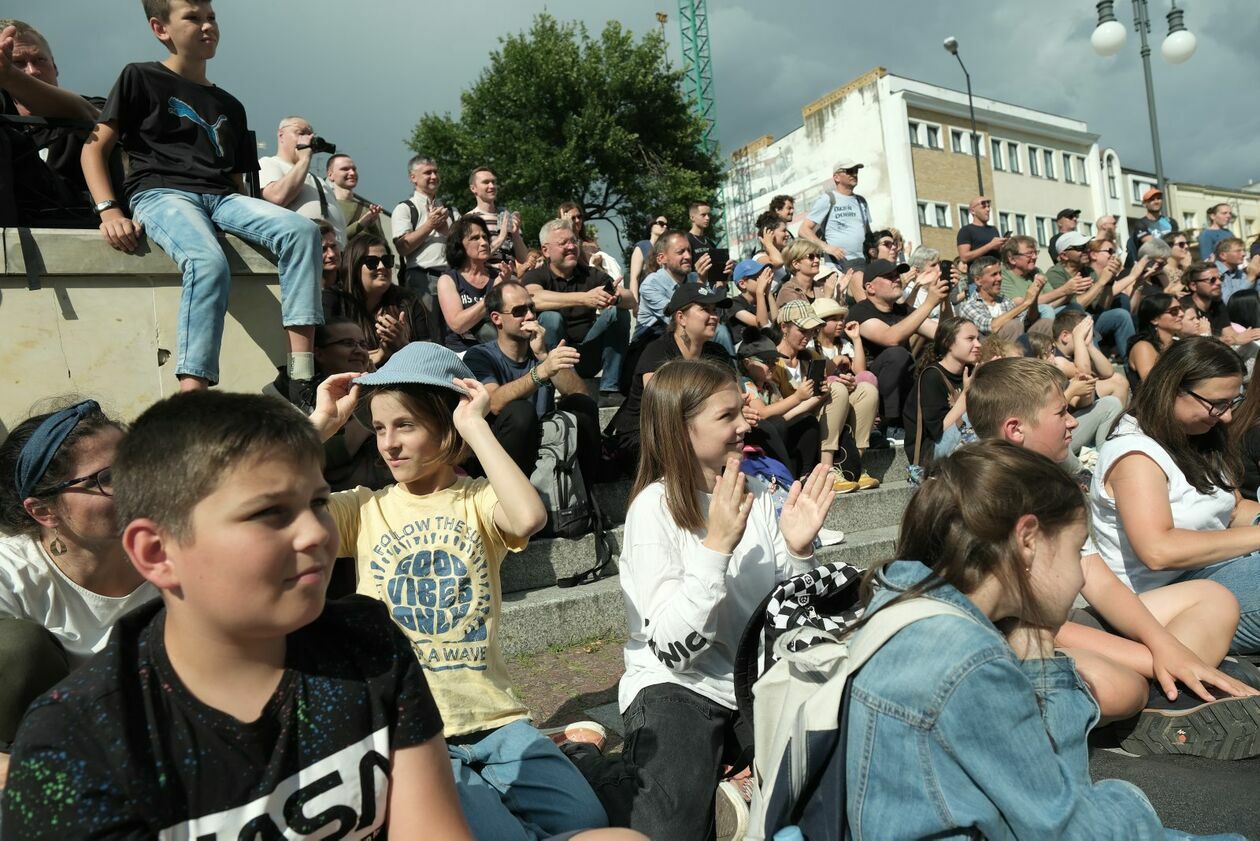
left=967, top=358, right=1065, bottom=441
left=781, top=238, right=824, bottom=273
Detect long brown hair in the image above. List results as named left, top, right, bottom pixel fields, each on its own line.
left=1230, top=375, right=1260, bottom=455
left=343, top=232, right=410, bottom=349
left=1127, top=336, right=1243, bottom=494
left=857, top=441, right=1086, bottom=628
left=631, top=359, right=739, bottom=532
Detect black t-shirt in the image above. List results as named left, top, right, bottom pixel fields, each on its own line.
left=608, top=335, right=732, bottom=450
left=1, top=596, right=441, bottom=837
left=902, top=364, right=964, bottom=464
left=727, top=295, right=765, bottom=344
left=100, top=62, right=259, bottom=199
left=439, top=267, right=498, bottom=350
left=956, top=224, right=999, bottom=255
left=520, top=263, right=615, bottom=345
left=0, top=88, right=105, bottom=195
left=1242, top=425, right=1260, bottom=502
left=849, top=299, right=910, bottom=360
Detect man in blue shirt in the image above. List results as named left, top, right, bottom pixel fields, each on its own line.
left=798, top=157, right=872, bottom=268
left=1216, top=237, right=1258, bottom=304
left=633, top=229, right=734, bottom=353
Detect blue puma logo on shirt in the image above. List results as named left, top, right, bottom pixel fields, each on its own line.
left=167, top=97, right=228, bottom=158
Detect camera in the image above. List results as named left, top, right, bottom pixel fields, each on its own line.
left=298, top=136, right=337, bottom=155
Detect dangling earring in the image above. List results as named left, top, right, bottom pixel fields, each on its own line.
left=48, top=529, right=68, bottom=556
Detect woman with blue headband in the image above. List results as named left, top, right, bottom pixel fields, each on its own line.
left=0, top=400, right=156, bottom=770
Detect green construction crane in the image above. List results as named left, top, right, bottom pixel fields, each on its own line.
left=676, top=0, right=726, bottom=245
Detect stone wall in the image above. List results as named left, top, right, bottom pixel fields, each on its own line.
left=0, top=227, right=288, bottom=433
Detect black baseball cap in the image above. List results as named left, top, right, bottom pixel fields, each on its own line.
left=861, top=259, right=910, bottom=284
left=664, top=283, right=733, bottom=315
left=1055, top=208, right=1081, bottom=221
left=736, top=337, right=779, bottom=364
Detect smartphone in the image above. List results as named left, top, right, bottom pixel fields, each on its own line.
left=1001, top=230, right=1012, bottom=238
left=939, top=259, right=954, bottom=282
left=707, top=247, right=730, bottom=286
left=807, top=359, right=827, bottom=392
left=602, top=279, right=616, bottom=296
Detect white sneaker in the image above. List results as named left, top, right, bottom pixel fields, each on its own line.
left=815, top=526, right=846, bottom=547
left=715, top=780, right=749, bottom=841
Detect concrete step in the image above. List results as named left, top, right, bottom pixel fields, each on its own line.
left=503, top=482, right=913, bottom=595
left=499, top=525, right=899, bottom=655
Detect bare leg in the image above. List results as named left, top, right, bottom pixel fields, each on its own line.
left=1095, top=372, right=1130, bottom=405
left=287, top=324, right=315, bottom=355
left=1061, top=646, right=1147, bottom=721
left=177, top=374, right=210, bottom=392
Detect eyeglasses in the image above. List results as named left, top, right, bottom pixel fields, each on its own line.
left=362, top=254, right=396, bottom=271
left=653, top=219, right=668, bottom=227
left=1162, top=307, right=1184, bottom=317
left=1182, top=389, right=1244, bottom=419
left=975, top=201, right=992, bottom=208
left=1095, top=248, right=1117, bottom=256
left=1172, top=241, right=1189, bottom=249
left=841, top=168, right=860, bottom=176
left=1194, top=275, right=1223, bottom=285
left=1017, top=251, right=1039, bottom=259
left=804, top=254, right=822, bottom=261
left=877, top=239, right=896, bottom=249
left=506, top=304, right=537, bottom=319
left=42, top=466, right=113, bottom=498
left=318, top=338, right=372, bottom=350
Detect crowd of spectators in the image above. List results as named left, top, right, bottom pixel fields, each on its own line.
left=3, top=3, right=1260, bottom=839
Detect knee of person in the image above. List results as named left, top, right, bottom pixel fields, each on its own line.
left=282, top=214, right=321, bottom=248
left=1074, top=651, right=1147, bottom=719
left=883, top=345, right=913, bottom=370
left=1188, top=579, right=1243, bottom=624
left=0, top=619, right=65, bottom=677
left=499, top=399, right=538, bottom=425
left=538, top=311, right=564, bottom=331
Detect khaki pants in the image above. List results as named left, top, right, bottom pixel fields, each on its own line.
left=819, top=380, right=878, bottom=453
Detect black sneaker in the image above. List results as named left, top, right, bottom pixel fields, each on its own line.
left=287, top=377, right=317, bottom=414
left=598, top=391, right=625, bottom=409
left=1218, top=656, right=1260, bottom=690
left=1118, top=681, right=1260, bottom=760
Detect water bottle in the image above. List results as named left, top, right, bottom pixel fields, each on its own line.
left=773, top=827, right=805, bottom=841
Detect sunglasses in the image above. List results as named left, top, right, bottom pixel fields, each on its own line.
left=653, top=219, right=668, bottom=227
left=1194, top=275, right=1222, bottom=285
left=42, top=466, right=113, bottom=498
left=975, top=201, right=992, bottom=208
left=1172, top=241, right=1189, bottom=248
left=319, top=338, right=372, bottom=350
left=362, top=254, right=396, bottom=271
left=505, top=304, right=537, bottom=319
left=1095, top=248, right=1117, bottom=256
left=877, top=239, right=896, bottom=249
left=1163, top=306, right=1184, bottom=317
left=841, top=168, right=860, bottom=176
left=1183, top=389, right=1244, bottom=419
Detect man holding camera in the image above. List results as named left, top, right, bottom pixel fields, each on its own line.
left=259, top=115, right=346, bottom=246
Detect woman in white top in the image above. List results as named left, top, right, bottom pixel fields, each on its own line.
left=0, top=400, right=157, bottom=754
left=1090, top=337, right=1260, bottom=653
left=604, top=359, right=833, bottom=839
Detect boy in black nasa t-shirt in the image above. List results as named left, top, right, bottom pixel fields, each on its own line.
left=0, top=388, right=470, bottom=839
left=80, top=0, right=323, bottom=403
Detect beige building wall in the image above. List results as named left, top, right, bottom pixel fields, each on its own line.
left=0, top=228, right=289, bottom=433
left=905, top=106, right=995, bottom=258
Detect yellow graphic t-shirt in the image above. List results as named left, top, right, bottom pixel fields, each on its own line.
left=329, top=477, right=530, bottom=736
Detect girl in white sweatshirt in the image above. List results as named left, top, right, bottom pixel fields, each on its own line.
left=605, top=357, right=834, bottom=840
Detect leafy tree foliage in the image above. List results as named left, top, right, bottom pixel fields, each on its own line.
left=408, top=14, right=723, bottom=255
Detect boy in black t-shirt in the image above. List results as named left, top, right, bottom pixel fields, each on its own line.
left=0, top=387, right=471, bottom=838
left=80, top=0, right=323, bottom=401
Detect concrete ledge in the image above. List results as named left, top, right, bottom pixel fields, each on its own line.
left=3, top=227, right=279, bottom=276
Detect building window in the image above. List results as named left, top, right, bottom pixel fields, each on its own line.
left=1130, top=177, right=1157, bottom=204
left=1042, top=149, right=1056, bottom=179
left=1106, top=157, right=1118, bottom=199
left=1035, top=216, right=1052, bottom=246
left=1007, top=142, right=1021, bottom=173
left=908, top=121, right=922, bottom=147
left=1182, top=212, right=1197, bottom=230
left=1015, top=214, right=1028, bottom=236
left=925, top=125, right=942, bottom=150
left=1063, top=153, right=1075, bottom=184
left=991, top=139, right=1005, bottom=171
left=998, top=211, right=1012, bottom=233
left=1076, top=156, right=1089, bottom=185
left=1028, top=146, right=1041, bottom=177
left=959, top=204, right=972, bottom=225
left=1081, top=222, right=1093, bottom=237
left=917, top=201, right=951, bottom=228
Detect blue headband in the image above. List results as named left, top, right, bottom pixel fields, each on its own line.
left=14, top=400, right=100, bottom=500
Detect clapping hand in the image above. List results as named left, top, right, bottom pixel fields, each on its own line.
left=703, top=457, right=753, bottom=555
left=778, top=464, right=837, bottom=556
left=375, top=310, right=410, bottom=350
left=538, top=340, right=581, bottom=380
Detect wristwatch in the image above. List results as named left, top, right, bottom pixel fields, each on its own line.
left=92, top=199, right=120, bottom=216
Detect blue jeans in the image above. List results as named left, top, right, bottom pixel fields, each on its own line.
left=1093, top=307, right=1135, bottom=354
left=537, top=308, right=630, bottom=392
left=448, top=718, right=607, bottom=840
left=130, top=189, right=323, bottom=383
left=1178, top=551, right=1260, bottom=654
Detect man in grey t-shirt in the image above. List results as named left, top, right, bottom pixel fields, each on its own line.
left=799, top=157, right=872, bottom=268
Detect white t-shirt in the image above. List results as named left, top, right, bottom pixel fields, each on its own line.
left=257, top=155, right=348, bottom=248
left=390, top=191, right=460, bottom=271
left=0, top=534, right=159, bottom=667
left=806, top=191, right=868, bottom=259
left=618, top=479, right=813, bottom=712
left=1089, top=415, right=1236, bottom=592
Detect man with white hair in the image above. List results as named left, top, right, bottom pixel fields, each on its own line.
left=258, top=115, right=346, bottom=246
left=391, top=154, right=458, bottom=309
left=523, top=218, right=635, bottom=405
left=798, top=157, right=873, bottom=268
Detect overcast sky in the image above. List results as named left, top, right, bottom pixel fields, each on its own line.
left=16, top=1, right=1258, bottom=213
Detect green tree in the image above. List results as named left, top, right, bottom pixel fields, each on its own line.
left=407, top=14, right=723, bottom=257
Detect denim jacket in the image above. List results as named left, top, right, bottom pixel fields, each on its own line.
left=845, top=560, right=1230, bottom=840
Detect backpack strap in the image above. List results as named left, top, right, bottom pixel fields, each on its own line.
left=312, top=175, right=330, bottom=220
left=406, top=199, right=420, bottom=230
left=843, top=596, right=975, bottom=673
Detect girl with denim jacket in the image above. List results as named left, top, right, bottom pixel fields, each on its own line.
left=845, top=441, right=1241, bottom=840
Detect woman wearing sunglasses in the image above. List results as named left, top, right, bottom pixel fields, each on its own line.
left=628, top=214, right=668, bottom=304
left=331, top=232, right=431, bottom=366
left=1091, top=337, right=1260, bottom=656
left=0, top=401, right=157, bottom=767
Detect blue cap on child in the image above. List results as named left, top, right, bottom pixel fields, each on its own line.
left=353, top=342, right=473, bottom=393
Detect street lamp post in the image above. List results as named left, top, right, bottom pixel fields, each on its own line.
left=1091, top=0, right=1196, bottom=210
left=943, top=37, right=984, bottom=198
